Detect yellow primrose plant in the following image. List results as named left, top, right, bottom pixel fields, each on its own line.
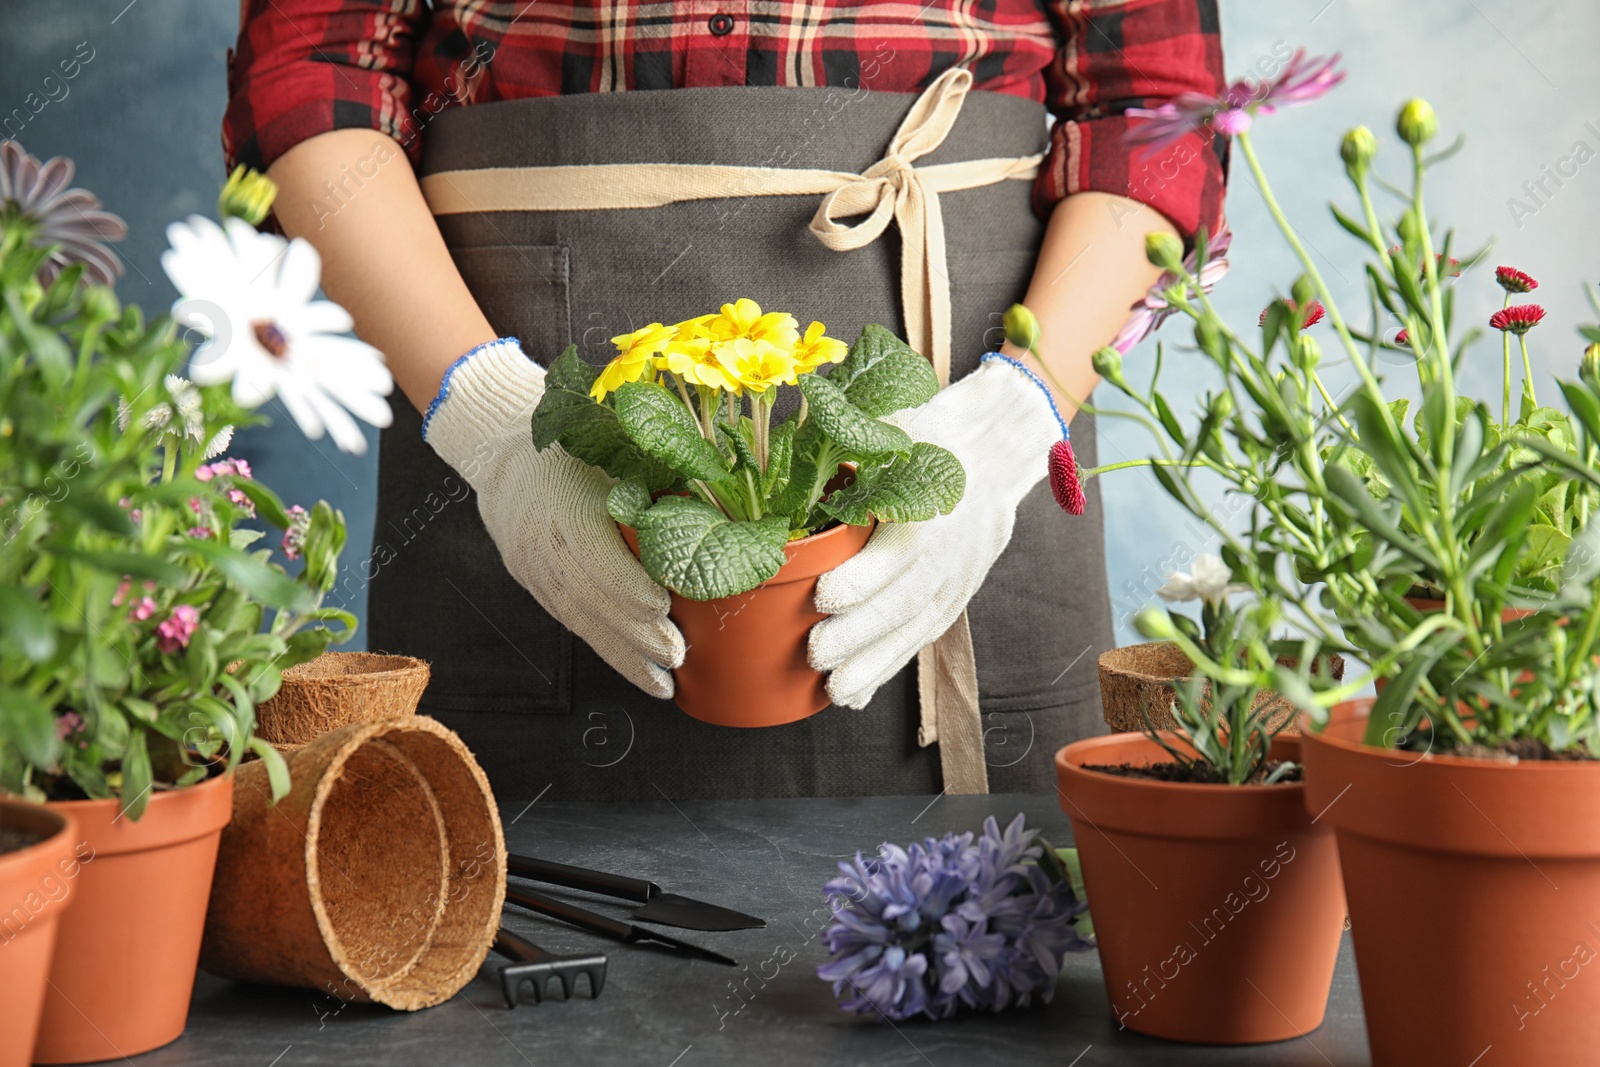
left=530, top=301, right=965, bottom=599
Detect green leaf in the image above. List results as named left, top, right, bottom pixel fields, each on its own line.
left=530, top=387, right=677, bottom=488
left=183, top=539, right=317, bottom=613
left=120, top=729, right=152, bottom=820
left=546, top=345, right=598, bottom=393
left=607, top=477, right=653, bottom=527
left=43, top=545, right=188, bottom=586
left=818, top=443, right=966, bottom=525
left=798, top=373, right=913, bottom=459
left=0, top=587, right=56, bottom=661
left=716, top=419, right=762, bottom=474
left=56, top=492, right=136, bottom=537
left=0, top=687, right=57, bottom=766
left=827, top=324, right=940, bottom=417
left=634, top=496, right=790, bottom=600
left=248, top=737, right=292, bottom=803
left=763, top=417, right=797, bottom=499
left=615, top=381, right=729, bottom=482
left=1330, top=203, right=1373, bottom=243
left=233, top=479, right=292, bottom=529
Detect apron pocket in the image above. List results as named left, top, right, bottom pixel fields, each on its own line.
left=448, top=244, right=572, bottom=357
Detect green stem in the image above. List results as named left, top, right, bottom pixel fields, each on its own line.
left=1501, top=294, right=1513, bottom=425
left=1518, top=333, right=1537, bottom=410
left=161, top=444, right=177, bottom=484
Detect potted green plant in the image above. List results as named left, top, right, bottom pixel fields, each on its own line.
left=530, top=309, right=965, bottom=726
left=1053, top=47, right=1600, bottom=1064
left=0, top=145, right=384, bottom=1061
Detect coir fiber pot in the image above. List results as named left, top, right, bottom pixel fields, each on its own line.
left=1098, top=641, right=1344, bottom=734
left=1055, top=733, right=1347, bottom=1044
left=33, top=771, right=234, bottom=1064
left=255, top=650, right=430, bottom=748
left=1301, top=698, right=1600, bottom=1065
left=201, top=715, right=505, bottom=1010
left=620, top=518, right=874, bottom=727
left=0, top=803, right=77, bottom=1067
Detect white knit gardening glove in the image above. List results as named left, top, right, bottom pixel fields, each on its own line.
left=809, top=355, right=1069, bottom=709
left=423, top=339, right=684, bottom=698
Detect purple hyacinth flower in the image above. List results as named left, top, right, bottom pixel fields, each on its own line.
left=817, top=814, right=1091, bottom=1022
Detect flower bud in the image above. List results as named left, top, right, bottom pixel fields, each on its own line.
left=1133, top=605, right=1178, bottom=641
left=1396, top=99, right=1437, bottom=147
left=1293, top=333, right=1322, bottom=372
left=1194, top=317, right=1226, bottom=361
left=81, top=283, right=120, bottom=325
left=1340, top=126, right=1377, bottom=179
left=218, top=165, right=278, bottom=226
left=1144, top=231, right=1185, bottom=272
left=1209, top=389, right=1234, bottom=421
left=1002, top=303, right=1041, bottom=351
left=1583, top=343, right=1600, bottom=385
left=1091, top=345, right=1129, bottom=391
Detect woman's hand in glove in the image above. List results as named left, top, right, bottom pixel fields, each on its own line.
left=807, top=355, right=1070, bottom=709
left=423, top=339, right=685, bottom=697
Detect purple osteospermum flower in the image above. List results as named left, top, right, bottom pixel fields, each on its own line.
left=818, top=814, right=1090, bottom=1022
left=1126, top=50, right=1346, bottom=153
left=0, top=140, right=126, bottom=286
left=1111, top=228, right=1233, bottom=354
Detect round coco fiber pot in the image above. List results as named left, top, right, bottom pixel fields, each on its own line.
left=1098, top=642, right=1343, bottom=734
left=1301, top=698, right=1600, bottom=1065
left=200, top=715, right=505, bottom=1010
left=621, top=518, right=873, bottom=727
left=1055, top=732, right=1347, bottom=1044
left=255, top=650, right=430, bottom=747
left=0, top=803, right=78, bottom=1067
left=33, top=771, right=234, bottom=1063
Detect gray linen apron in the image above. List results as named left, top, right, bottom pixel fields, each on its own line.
left=367, top=82, right=1114, bottom=801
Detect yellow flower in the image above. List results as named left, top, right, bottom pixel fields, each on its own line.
left=590, top=352, right=657, bottom=400
left=714, top=338, right=798, bottom=395
left=611, top=322, right=677, bottom=363
left=655, top=315, right=739, bottom=390
left=792, top=321, right=848, bottom=371
left=709, top=299, right=800, bottom=349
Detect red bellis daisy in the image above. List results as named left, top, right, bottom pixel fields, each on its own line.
left=1258, top=298, right=1325, bottom=329
left=1049, top=440, right=1086, bottom=516
left=1494, top=266, right=1538, bottom=294
left=1489, top=304, right=1546, bottom=335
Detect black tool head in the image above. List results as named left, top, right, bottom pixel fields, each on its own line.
left=498, top=954, right=609, bottom=1008
left=630, top=893, right=766, bottom=931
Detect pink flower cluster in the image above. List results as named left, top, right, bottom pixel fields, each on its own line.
left=195, top=458, right=252, bottom=481
left=282, top=504, right=311, bottom=560
left=156, top=604, right=200, bottom=654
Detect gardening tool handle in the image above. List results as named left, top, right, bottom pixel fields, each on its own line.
left=507, top=853, right=656, bottom=904
left=505, top=885, right=637, bottom=942
left=492, top=926, right=553, bottom=964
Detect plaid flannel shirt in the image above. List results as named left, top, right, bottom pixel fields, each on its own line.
left=225, top=0, right=1226, bottom=238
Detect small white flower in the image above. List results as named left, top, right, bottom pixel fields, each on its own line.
left=161, top=216, right=393, bottom=455
left=1156, top=553, right=1246, bottom=605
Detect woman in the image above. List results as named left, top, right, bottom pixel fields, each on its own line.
left=226, top=1, right=1226, bottom=801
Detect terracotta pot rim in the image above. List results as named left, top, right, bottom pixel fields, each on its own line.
left=1309, top=697, right=1600, bottom=773
left=42, top=770, right=234, bottom=856
left=0, top=801, right=73, bottom=874
left=1056, top=732, right=1304, bottom=793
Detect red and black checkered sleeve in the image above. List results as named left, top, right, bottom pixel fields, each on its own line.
left=223, top=0, right=429, bottom=174
left=1033, top=0, right=1227, bottom=242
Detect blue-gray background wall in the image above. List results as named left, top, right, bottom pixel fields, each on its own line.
left=5, top=2, right=1597, bottom=650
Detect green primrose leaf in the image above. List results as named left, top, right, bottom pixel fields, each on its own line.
left=798, top=373, right=913, bottom=459
left=606, top=477, right=653, bottom=527
left=614, top=381, right=730, bottom=482
left=634, top=496, right=789, bottom=600
left=763, top=416, right=797, bottom=500
left=530, top=387, right=677, bottom=489
left=546, top=345, right=599, bottom=393
left=828, top=324, right=940, bottom=417
left=818, top=443, right=966, bottom=525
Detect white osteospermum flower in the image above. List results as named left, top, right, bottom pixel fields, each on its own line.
left=160, top=216, right=393, bottom=455
left=1156, top=553, right=1247, bottom=606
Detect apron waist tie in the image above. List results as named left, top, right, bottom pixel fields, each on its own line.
left=422, top=67, right=1040, bottom=796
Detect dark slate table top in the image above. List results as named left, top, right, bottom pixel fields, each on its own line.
left=139, top=794, right=1371, bottom=1066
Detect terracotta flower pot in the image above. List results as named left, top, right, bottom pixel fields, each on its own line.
left=33, top=771, right=234, bottom=1064
left=255, top=650, right=430, bottom=748
left=1097, top=641, right=1343, bottom=735
left=621, top=518, right=874, bottom=727
left=1055, top=733, right=1347, bottom=1044
left=1301, top=698, right=1600, bottom=1065
left=0, top=803, right=79, bottom=1067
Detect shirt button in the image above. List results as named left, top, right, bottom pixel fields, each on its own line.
left=708, top=13, right=735, bottom=36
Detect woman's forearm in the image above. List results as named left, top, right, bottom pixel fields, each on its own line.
left=1003, top=191, right=1177, bottom=417
left=266, top=129, right=497, bottom=413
